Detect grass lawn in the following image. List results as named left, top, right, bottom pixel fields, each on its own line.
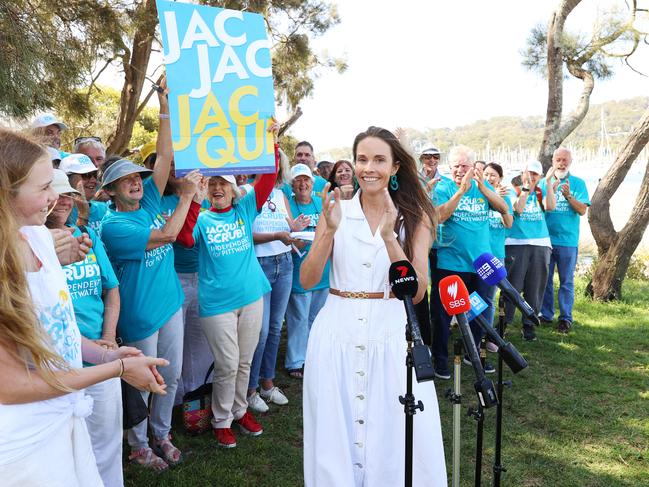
left=124, top=279, right=649, bottom=486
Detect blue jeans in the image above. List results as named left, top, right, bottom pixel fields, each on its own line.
left=284, top=288, right=329, bottom=370
left=541, top=245, right=578, bottom=323
left=432, top=269, right=493, bottom=371
left=249, top=252, right=293, bottom=388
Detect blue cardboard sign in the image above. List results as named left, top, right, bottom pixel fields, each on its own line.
left=466, top=291, right=488, bottom=322
left=156, top=0, right=276, bottom=176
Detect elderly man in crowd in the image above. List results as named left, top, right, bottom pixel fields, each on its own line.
left=539, top=147, right=590, bottom=334
left=31, top=113, right=67, bottom=150
left=75, top=136, right=107, bottom=170
left=432, top=145, right=509, bottom=379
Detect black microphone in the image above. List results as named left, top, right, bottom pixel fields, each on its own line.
left=439, top=275, right=498, bottom=409
left=389, top=261, right=435, bottom=382
left=473, top=252, right=540, bottom=326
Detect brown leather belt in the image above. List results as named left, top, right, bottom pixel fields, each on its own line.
left=329, top=288, right=395, bottom=299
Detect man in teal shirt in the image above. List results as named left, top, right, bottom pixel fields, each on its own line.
left=539, top=147, right=590, bottom=334
left=282, top=141, right=327, bottom=198
left=432, top=146, right=509, bottom=379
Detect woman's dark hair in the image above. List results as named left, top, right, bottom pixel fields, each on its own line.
left=327, top=159, right=355, bottom=189
left=352, top=126, right=437, bottom=260
left=485, top=162, right=504, bottom=179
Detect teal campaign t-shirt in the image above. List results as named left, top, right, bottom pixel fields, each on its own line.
left=508, top=186, right=550, bottom=240
left=63, top=226, right=118, bottom=340
left=488, top=190, right=514, bottom=260
left=288, top=196, right=330, bottom=293
left=192, top=189, right=271, bottom=317
left=67, top=201, right=109, bottom=235
left=282, top=175, right=327, bottom=199
left=435, top=178, right=495, bottom=272
left=160, top=194, right=211, bottom=274
left=429, top=175, right=451, bottom=251
left=539, top=174, right=590, bottom=247
left=100, top=177, right=184, bottom=342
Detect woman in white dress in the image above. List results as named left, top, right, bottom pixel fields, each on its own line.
left=301, top=126, right=447, bottom=486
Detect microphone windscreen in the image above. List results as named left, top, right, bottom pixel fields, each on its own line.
left=473, top=252, right=507, bottom=286
left=389, top=261, right=419, bottom=300
left=438, top=275, right=471, bottom=315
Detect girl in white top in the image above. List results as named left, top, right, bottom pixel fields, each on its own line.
left=0, top=128, right=169, bottom=486
left=301, top=127, right=447, bottom=486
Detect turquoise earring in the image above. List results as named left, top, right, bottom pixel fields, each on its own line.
left=390, top=174, right=399, bottom=191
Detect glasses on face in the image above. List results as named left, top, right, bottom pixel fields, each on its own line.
left=74, top=136, right=102, bottom=145
left=266, top=197, right=277, bottom=212
left=80, top=171, right=98, bottom=180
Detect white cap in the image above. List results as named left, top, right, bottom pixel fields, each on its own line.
left=421, top=147, right=441, bottom=156
left=291, top=163, right=315, bottom=181
left=525, top=160, right=544, bottom=175
left=31, top=113, right=68, bottom=130
left=51, top=169, right=80, bottom=195
left=218, top=175, right=236, bottom=185
left=59, top=154, right=97, bottom=175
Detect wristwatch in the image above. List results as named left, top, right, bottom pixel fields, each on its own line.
left=521, top=187, right=530, bottom=192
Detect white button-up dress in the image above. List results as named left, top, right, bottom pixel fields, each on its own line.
left=303, top=192, right=447, bottom=486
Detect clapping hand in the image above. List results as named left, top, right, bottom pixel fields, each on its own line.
left=52, top=228, right=92, bottom=265
left=460, top=168, right=474, bottom=193
left=321, top=183, right=342, bottom=232
left=378, top=188, right=398, bottom=242
left=287, top=214, right=310, bottom=232
left=560, top=178, right=571, bottom=198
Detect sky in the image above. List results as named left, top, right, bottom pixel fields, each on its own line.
left=280, top=0, right=649, bottom=153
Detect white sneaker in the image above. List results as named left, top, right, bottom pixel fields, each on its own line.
left=260, top=386, right=289, bottom=406
left=247, top=392, right=269, bottom=413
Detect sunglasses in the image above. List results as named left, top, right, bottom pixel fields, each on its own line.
left=74, top=136, right=102, bottom=145
left=80, top=171, right=99, bottom=180
left=266, top=197, right=277, bottom=212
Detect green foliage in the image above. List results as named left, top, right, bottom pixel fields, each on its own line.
left=56, top=85, right=157, bottom=155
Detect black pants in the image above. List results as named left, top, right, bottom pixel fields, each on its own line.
left=413, top=249, right=438, bottom=346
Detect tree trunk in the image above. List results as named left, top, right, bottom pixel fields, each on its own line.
left=537, top=0, right=583, bottom=171
left=106, top=0, right=158, bottom=156
left=587, top=107, right=649, bottom=300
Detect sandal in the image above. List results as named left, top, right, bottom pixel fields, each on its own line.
left=129, top=447, right=169, bottom=472
left=288, top=368, right=304, bottom=379
left=153, top=434, right=182, bottom=465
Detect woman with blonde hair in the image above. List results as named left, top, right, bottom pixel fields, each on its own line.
left=0, top=128, right=167, bottom=486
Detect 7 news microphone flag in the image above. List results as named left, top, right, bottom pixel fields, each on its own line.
left=389, top=261, right=435, bottom=382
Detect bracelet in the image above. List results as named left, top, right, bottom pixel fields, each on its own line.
left=159, top=113, right=170, bottom=119
left=521, top=187, right=530, bottom=192
left=118, top=358, right=124, bottom=378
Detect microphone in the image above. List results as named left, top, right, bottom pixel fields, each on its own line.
left=389, top=261, right=435, bottom=382
left=467, top=292, right=528, bottom=374
left=473, top=252, right=540, bottom=326
left=439, top=275, right=498, bottom=408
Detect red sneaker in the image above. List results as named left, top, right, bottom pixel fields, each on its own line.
left=213, top=427, right=237, bottom=448
left=235, top=411, right=263, bottom=436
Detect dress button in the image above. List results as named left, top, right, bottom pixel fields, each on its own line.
left=355, top=442, right=364, bottom=448
left=356, top=394, right=365, bottom=400
left=363, top=262, right=372, bottom=268
left=357, top=371, right=365, bottom=376
left=357, top=419, right=365, bottom=424
left=354, top=463, right=363, bottom=469
left=357, top=317, right=367, bottom=324
left=356, top=345, right=366, bottom=351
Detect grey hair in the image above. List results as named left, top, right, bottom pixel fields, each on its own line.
left=447, top=145, right=475, bottom=165
left=74, top=139, right=106, bottom=155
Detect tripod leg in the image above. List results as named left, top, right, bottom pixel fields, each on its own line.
left=452, top=339, right=462, bottom=487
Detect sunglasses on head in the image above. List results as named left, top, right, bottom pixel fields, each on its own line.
left=74, top=136, right=102, bottom=145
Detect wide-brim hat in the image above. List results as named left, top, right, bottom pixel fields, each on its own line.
left=101, top=159, right=153, bottom=188
left=52, top=169, right=80, bottom=195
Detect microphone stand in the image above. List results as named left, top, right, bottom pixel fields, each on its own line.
left=492, top=294, right=511, bottom=487
left=468, top=339, right=487, bottom=487
left=399, top=299, right=432, bottom=487
left=445, top=338, right=463, bottom=487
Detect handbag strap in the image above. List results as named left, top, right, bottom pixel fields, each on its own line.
left=203, top=362, right=214, bottom=385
